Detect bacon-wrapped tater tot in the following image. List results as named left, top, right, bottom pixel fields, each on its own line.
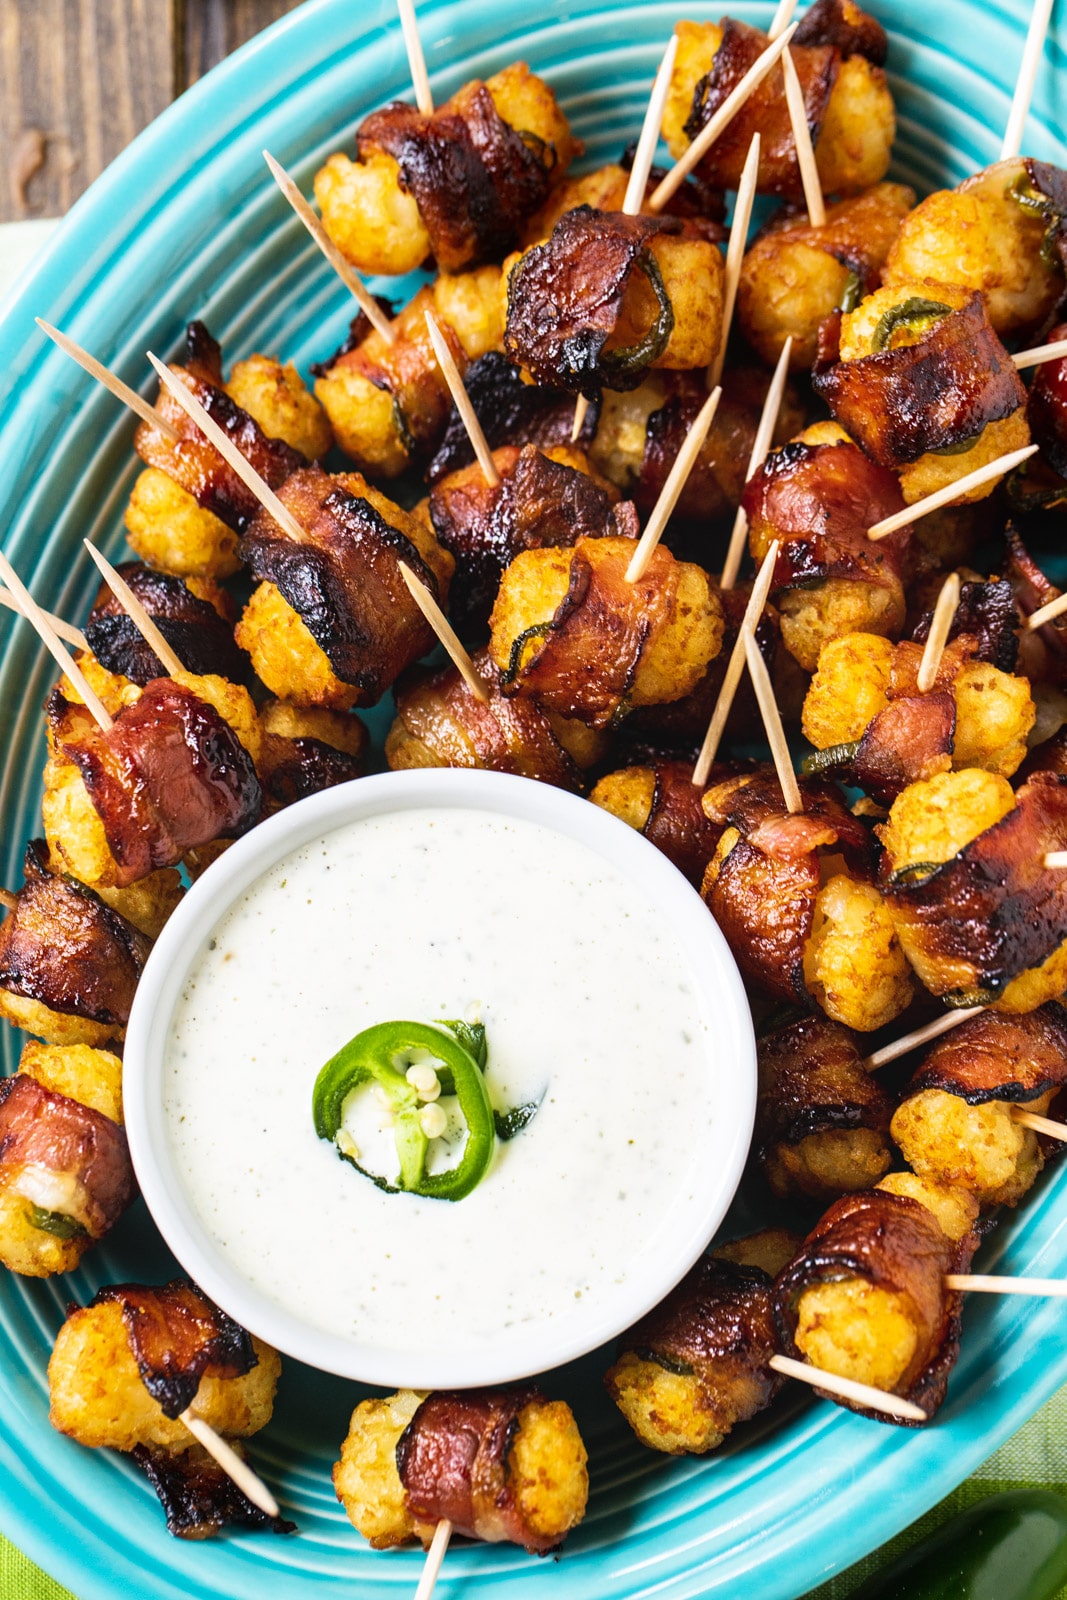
left=882, top=159, right=1067, bottom=341
left=0, top=840, right=148, bottom=1044
left=605, top=1230, right=799, bottom=1455
left=43, top=680, right=262, bottom=890
left=774, top=1189, right=975, bottom=1421
left=0, top=1041, right=132, bottom=1276
left=84, top=562, right=247, bottom=687
left=875, top=1171, right=980, bottom=1243
left=257, top=700, right=368, bottom=812
left=428, top=442, right=632, bottom=636
left=878, top=768, right=1067, bottom=1010
left=663, top=1, right=894, bottom=202
left=890, top=1005, right=1067, bottom=1208
left=743, top=422, right=912, bottom=671
left=428, top=351, right=602, bottom=483
left=701, top=770, right=913, bottom=1029
left=334, top=1387, right=588, bottom=1553
left=813, top=285, right=1030, bottom=506
left=49, top=1281, right=288, bottom=1539
left=489, top=534, right=723, bottom=729
left=756, top=1016, right=895, bottom=1201
left=738, top=183, right=915, bottom=370
left=803, top=631, right=1035, bottom=801
left=314, top=269, right=506, bottom=478
left=316, top=63, right=577, bottom=278
left=236, top=465, right=453, bottom=710
left=386, top=648, right=594, bottom=788
left=504, top=207, right=725, bottom=397
left=590, top=758, right=741, bottom=885
left=521, top=158, right=727, bottom=249
left=126, top=323, right=321, bottom=579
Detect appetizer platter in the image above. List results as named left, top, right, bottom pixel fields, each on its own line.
left=2, top=0, right=1067, bottom=1596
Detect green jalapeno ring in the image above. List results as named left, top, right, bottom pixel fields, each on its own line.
left=870, top=296, right=954, bottom=353
left=312, top=1020, right=497, bottom=1202
left=26, top=1205, right=87, bottom=1241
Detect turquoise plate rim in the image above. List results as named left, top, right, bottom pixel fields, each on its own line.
left=1, top=1, right=1066, bottom=1597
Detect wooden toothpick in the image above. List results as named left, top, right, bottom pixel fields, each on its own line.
left=625, top=386, right=722, bottom=582
left=720, top=335, right=792, bottom=591
left=422, top=312, right=500, bottom=488
left=693, top=540, right=779, bottom=786
left=767, top=0, right=799, bottom=39
left=946, top=1274, right=1067, bottom=1298
left=0, top=549, right=112, bottom=732
left=398, top=562, right=490, bottom=704
left=146, top=352, right=307, bottom=545
left=744, top=626, right=802, bottom=813
left=414, top=1517, right=453, bottom=1600
left=1027, top=591, right=1067, bottom=631
left=863, top=1006, right=984, bottom=1071
left=36, top=320, right=180, bottom=441
left=397, top=0, right=434, bottom=115
left=649, top=24, right=798, bottom=211
left=83, top=542, right=185, bottom=678
left=0, top=889, right=18, bottom=914
left=1014, top=337, right=1067, bottom=371
left=767, top=1354, right=928, bottom=1423
left=179, top=1410, right=280, bottom=1518
left=780, top=48, right=825, bottom=228
left=916, top=571, right=961, bottom=693
left=709, top=132, right=761, bottom=388
left=1013, top=1106, right=1067, bottom=1139
left=570, top=395, right=590, bottom=443
left=263, top=151, right=396, bottom=343
left=867, top=445, right=1039, bottom=541
left=1044, top=851, right=1067, bottom=868
left=1001, top=0, right=1056, bottom=160
left=0, top=586, right=87, bottom=648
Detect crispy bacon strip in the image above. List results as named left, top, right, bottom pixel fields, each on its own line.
left=683, top=19, right=838, bottom=200
left=636, top=370, right=787, bottom=525
left=704, top=769, right=872, bottom=869
left=132, top=1444, right=295, bottom=1540
left=848, top=691, right=955, bottom=805
left=498, top=536, right=680, bottom=729
left=391, top=648, right=582, bottom=789
left=908, top=1004, right=1067, bottom=1103
left=430, top=444, right=637, bottom=635
left=427, top=352, right=600, bottom=482
left=792, top=0, right=888, bottom=60
left=611, top=1256, right=784, bottom=1420
left=1028, top=321, right=1067, bottom=481
left=813, top=297, right=1027, bottom=469
left=504, top=207, right=682, bottom=396
left=91, top=1281, right=256, bottom=1419
left=639, top=759, right=735, bottom=886
left=397, top=1388, right=558, bottom=1553
left=911, top=580, right=1019, bottom=673
left=261, top=738, right=363, bottom=811
left=773, top=1190, right=974, bottom=1422
left=50, top=682, right=262, bottom=887
left=881, top=773, right=1067, bottom=1002
left=360, top=82, right=558, bottom=273
left=135, top=323, right=305, bottom=531
left=0, top=840, right=149, bottom=1025
left=741, top=437, right=910, bottom=617
left=0, top=1074, right=134, bottom=1239
left=240, top=466, right=440, bottom=702
left=756, top=1015, right=895, bottom=1162
left=85, top=563, right=246, bottom=686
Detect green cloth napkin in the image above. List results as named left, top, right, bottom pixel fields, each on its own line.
left=6, top=1389, right=1067, bottom=1599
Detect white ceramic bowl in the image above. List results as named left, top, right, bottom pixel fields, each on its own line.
left=123, top=767, right=756, bottom=1388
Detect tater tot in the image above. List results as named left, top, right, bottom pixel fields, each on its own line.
left=606, top=1350, right=741, bottom=1455
left=259, top=699, right=368, bottom=758
left=890, top=1088, right=1051, bottom=1208
left=236, top=583, right=359, bottom=712
left=877, top=769, right=1016, bottom=875
left=226, top=354, right=333, bottom=460
left=778, top=579, right=902, bottom=675
left=876, top=1172, right=980, bottom=1243
left=334, top=1391, right=431, bottom=1549
left=316, top=149, right=431, bottom=277
left=802, top=634, right=895, bottom=749
left=951, top=662, right=1035, bottom=777
left=765, top=1127, right=893, bottom=1202
left=813, top=55, right=895, bottom=195
left=95, top=869, right=184, bottom=940
left=794, top=1278, right=918, bottom=1392
left=803, top=875, right=914, bottom=1031
left=124, top=468, right=241, bottom=580
left=590, top=768, right=657, bottom=832
left=0, top=1189, right=89, bottom=1277
left=19, top=1040, right=123, bottom=1124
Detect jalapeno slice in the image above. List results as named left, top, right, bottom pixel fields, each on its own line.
left=312, top=1020, right=497, bottom=1202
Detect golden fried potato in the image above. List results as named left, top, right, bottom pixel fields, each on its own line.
left=183, top=839, right=233, bottom=881
left=510, top=1399, right=588, bottom=1543
left=899, top=411, right=1031, bottom=508
left=315, top=149, right=431, bottom=277
left=41, top=755, right=117, bottom=889
left=313, top=365, right=405, bottom=478
left=226, top=354, right=333, bottom=460
left=431, top=266, right=507, bottom=359
left=589, top=380, right=667, bottom=492
left=95, top=869, right=184, bottom=940
left=590, top=768, right=657, bottom=832
left=0, top=990, right=119, bottom=1049
left=877, top=768, right=1015, bottom=874
left=813, top=55, right=895, bottom=195
left=0, top=1188, right=90, bottom=1277
left=803, top=876, right=913, bottom=1031
left=259, top=699, right=368, bottom=758
left=995, top=939, right=1067, bottom=1014
left=882, top=160, right=1063, bottom=338
left=547, top=713, right=612, bottom=770
left=778, top=578, right=903, bottom=674
left=951, top=662, right=1035, bottom=777
left=802, top=633, right=895, bottom=749
left=794, top=1278, right=918, bottom=1392
left=124, top=468, right=241, bottom=580
left=61, top=654, right=141, bottom=717
left=605, top=1350, right=738, bottom=1455
left=48, top=1300, right=280, bottom=1453
left=19, top=1040, right=123, bottom=1124
left=890, top=1088, right=1051, bottom=1208
left=765, top=1128, right=893, bottom=1201
left=663, top=22, right=726, bottom=157
left=876, top=1172, right=979, bottom=1243
left=236, top=584, right=360, bottom=712
left=713, top=1227, right=801, bottom=1276
left=334, top=1390, right=431, bottom=1549
left=738, top=184, right=914, bottom=369
left=171, top=671, right=262, bottom=765
left=486, top=62, right=578, bottom=172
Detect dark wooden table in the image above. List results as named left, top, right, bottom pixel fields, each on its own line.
left=3, top=1, right=306, bottom=222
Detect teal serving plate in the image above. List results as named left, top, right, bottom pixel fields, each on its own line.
left=0, top=1, right=1065, bottom=1596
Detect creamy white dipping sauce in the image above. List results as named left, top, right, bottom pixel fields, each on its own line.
left=164, top=806, right=718, bottom=1361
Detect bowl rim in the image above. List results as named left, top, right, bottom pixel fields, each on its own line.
left=122, top=766, right=757, bottom=1388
